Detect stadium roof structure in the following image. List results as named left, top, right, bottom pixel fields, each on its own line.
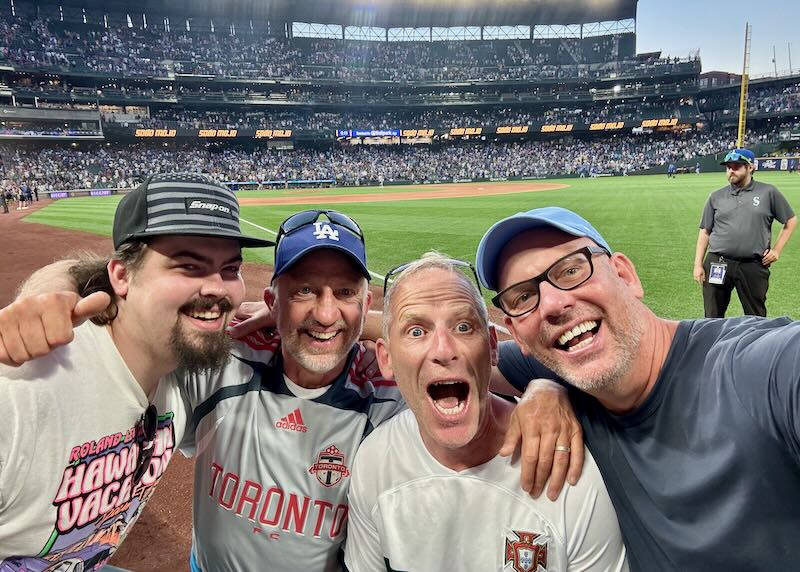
left=48, top=0, right=638, bottom=27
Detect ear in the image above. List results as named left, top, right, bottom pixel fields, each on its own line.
left=375, top=337, right=394, bottom=380
left=488, top=325, right=499, bottom=367
left=264, top=286, right=276, bottom=309
left=363, top=288, right=373, bottom=315
left=504, top=315, right=531, bottom=356
left=609, top=253, right=644, bottom=299
left=107, top=259, right=131, bottom=297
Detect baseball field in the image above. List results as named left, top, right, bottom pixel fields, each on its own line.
left=22, top=171, right=800, bottom=319
left=3, top=170, right=800, bottom=570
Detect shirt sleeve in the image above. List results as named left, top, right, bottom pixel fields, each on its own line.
left=729, top=320, right=800, bottom=461
left=699, top=195, right=715, bottom=231
left=344, top=448, right=386, bottom=572
left=497, top=340, right=562, bottom=393
left=770, top=188, right=795, bottom=224
left=564, top=451, right=629, bottom=572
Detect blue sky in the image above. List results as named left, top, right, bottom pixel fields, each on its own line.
left=636, top=0, right=797, bottom=77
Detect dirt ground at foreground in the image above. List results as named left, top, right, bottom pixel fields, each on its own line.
left=0, top=183, right=518, bottom=570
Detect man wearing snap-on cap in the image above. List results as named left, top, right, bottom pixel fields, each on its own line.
left=693, top=147, right=796, bottom=317
left=477, top=206, right=800, bottom=571
left=0, top=172, right=269, bottom=568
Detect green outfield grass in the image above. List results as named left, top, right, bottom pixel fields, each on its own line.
left=25, top=172, right=800, bottom=320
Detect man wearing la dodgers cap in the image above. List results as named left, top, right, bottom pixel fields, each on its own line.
left=477, top=205, right=800, bottom=571
left=693, top=147, right=796, bottom=318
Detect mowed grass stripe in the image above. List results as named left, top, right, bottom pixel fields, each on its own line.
left=25, top=173, right=800, bottom=320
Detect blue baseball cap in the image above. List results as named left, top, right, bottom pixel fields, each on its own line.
left=720, top=148, right=755, bottom=165
left=476, top=207, right=612, bottom=291
left=272, top=219, right=370, bottom=283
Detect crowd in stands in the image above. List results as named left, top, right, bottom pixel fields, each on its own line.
left=699, top=81, right=800, bottom=117
left=0, top=14, right=699, bottom=82
left=1, top=130, right=735, bottom=190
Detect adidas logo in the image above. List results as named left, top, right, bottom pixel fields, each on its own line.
left=276, top=408, right=308, bottom=433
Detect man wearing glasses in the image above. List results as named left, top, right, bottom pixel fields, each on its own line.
left=693, top=147, right=796, bottom=317
left=0, top=173, right=269, bottom=569
left=479, top=206, right=800, bottom=571
left=345, top=253, right=627, bottom=572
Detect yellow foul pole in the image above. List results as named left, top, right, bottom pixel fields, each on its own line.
left=737, top=23, right=752, bottom=147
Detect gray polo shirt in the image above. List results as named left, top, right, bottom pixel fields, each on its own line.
left=700, top=179, right=794, bottom=259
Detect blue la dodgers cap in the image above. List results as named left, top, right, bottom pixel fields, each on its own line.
left=720, top=148, right=755, bottom=165
left=476, top=206, right=612, bottom=291
left=271, top=218, right=370, bottom=283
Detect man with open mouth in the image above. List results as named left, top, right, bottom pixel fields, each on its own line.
left=478, top=206, right=800, bottom=571
left=345, top=253, right=627, bottom=572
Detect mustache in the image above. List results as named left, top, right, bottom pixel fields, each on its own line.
left=180, top=297, right=235, bottom=315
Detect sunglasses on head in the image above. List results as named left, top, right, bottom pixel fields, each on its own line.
left=133, top=404, right=158, bottom=487
left=383, top=258, right=482, bottom=297
left=275, top=210, right=363, bottom=248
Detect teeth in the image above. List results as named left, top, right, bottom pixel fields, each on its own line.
left=189, top=311, right=221, bottom=320
left=557, top=320, right=598, bottom=347
left=308, top=331, right=337, bottom=341
left=433, top=400, right=466, bottom=416
left=567, top=337, right=594, bottom=352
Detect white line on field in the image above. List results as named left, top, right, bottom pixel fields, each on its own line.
left=239, top=217, right=510, bottom=335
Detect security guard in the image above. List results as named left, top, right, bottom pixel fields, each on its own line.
left=693, top=148, right=797, bottom=317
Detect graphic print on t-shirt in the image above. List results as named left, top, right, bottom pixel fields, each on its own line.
left=0, top=413, right=175, bottom=571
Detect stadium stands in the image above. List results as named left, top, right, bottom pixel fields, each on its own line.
left=1, top=0, right=798, bottom=192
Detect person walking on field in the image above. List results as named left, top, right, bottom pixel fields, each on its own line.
left=693, top=148, right=797, bottom=317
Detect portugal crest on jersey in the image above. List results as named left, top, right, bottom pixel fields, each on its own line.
left=504, top=530, right=548, bottom=572
left=308, top=445, right=351, bottom=487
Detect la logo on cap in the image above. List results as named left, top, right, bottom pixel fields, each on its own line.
left=313, top=222, right=339, bottom=241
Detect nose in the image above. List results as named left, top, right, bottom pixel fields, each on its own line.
left=311, top=287, right=340, bottom=326
left=199, top=272, right=227, bottom=299
left=536, top=280, right=576, bottom=321
left=430, top=327, right=457, bottom=365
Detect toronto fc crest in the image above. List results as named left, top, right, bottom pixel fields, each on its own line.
left=308, top=445, right=351, bottom=487
left=504, top=530, right=548, bottom=572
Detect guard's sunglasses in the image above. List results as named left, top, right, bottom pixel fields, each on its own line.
left=275, top=210, right=363, bottom=248
left=383, top=258, right=482, bottom=297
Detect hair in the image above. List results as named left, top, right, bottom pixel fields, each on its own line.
left=381, top=251, right=488, bottom=339
left=69, top=241, right=149, bottom=325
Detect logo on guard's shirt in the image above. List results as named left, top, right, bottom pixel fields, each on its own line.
left=308, top=445, right=350, bottom=487
left=753, top=196, right=760, bottom=207
left=504, top=530, right=548, bottom=572
left=186, top=199, right=233, bottom=217
left=313, top=222, right=339, bottom=241
left=276, top=408, right=308, bottom=432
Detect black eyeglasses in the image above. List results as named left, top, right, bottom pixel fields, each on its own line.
left=383, top=258, right=482, bottom=297
left=133, top=404, right=158, bottom=487
left=275, top=210, right=364, bottom=248
left=492, top=246, right=610, bottom=317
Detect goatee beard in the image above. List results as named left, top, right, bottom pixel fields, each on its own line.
left=171, top=297, right=234, bottom=374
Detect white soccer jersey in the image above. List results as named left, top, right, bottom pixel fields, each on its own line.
left=180, top=330, right=405, bottom=572
left=0, top=322, right=188, bottom=570
left=345, top=409, right=628, bottom=572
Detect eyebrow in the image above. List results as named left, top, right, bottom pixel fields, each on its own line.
left=170, top=250, right=243, bottom=265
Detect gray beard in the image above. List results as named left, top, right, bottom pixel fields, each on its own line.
left=534, top=306, right=645, bottom=394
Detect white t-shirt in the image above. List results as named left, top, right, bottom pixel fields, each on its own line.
left=345, top=409, right=628, bottom=572
left=0, top=322, right=189, bottom=569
